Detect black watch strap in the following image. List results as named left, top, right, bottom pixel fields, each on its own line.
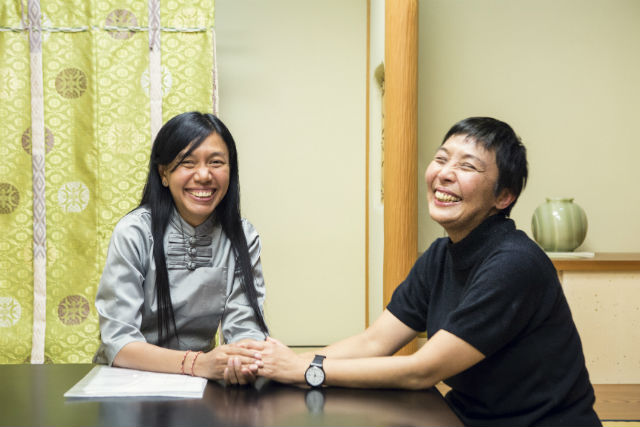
left=311, top=354, right=326, bottom=366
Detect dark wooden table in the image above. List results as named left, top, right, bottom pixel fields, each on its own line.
left=0, top=364, right=463, bottom=426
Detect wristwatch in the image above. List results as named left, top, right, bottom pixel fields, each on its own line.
left=304, top=355, right=326, bottom=388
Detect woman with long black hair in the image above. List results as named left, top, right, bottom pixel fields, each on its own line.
left=94, top=112, right=268, bottom=384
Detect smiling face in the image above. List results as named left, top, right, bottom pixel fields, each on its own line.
left=425, top=134, right=514, bottom=243
left=158, top=132, right=230, bottom=227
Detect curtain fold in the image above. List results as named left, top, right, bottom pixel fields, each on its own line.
left=0, top=0, right=216, bottom=363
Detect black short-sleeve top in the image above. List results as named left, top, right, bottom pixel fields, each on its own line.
left=387, top=214, right=600, bottom=427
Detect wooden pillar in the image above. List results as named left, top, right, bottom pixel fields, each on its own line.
left=383, top=0, right=418, bottom=355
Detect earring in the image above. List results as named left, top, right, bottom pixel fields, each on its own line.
left=162, top=179, right=168, bottom=187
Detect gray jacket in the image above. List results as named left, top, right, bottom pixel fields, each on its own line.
left=93, top=207, right=267, bottom=365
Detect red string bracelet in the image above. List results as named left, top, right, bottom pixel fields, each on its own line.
left=191, top=351, right=203, bottom=376
left=180, top=350, right=191, bottom=375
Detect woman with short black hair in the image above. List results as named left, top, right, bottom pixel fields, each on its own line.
left=249, top=117, right=600, bottom=426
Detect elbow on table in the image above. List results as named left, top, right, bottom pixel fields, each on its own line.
left=401, top=357, right=440, bottom=390
left=404, top=374, right=439, bottom=390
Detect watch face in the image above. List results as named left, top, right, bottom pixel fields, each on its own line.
left=305, top=365, right=325, bottom=387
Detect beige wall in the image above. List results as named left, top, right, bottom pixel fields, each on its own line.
left=215, top=0, right=367, bottom=345
left=418, top=0, right=640, bottom=252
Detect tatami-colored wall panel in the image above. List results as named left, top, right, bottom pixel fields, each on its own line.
left=215, top=0, right=367, bottom=345
left=561, top=271, right=640, bottom=383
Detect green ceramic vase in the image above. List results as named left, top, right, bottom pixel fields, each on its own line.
left=531, top=198, right=588, bottom=252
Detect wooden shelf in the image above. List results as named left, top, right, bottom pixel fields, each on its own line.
left=593, top=384, right=640, bottom=421
left=551, top=253, right=640, bottom=272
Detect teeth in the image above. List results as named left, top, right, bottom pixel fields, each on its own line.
left=435, top=190, right=461, bottom=202
left=189, top=190, right=213, bottom=198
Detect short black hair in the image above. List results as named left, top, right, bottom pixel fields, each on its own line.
left=442, top=117, right=528, bottom=216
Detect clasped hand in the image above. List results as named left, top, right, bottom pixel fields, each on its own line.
left=201, top=340, right=263, bottom=385
left=235, top=337, right=310, bottom=386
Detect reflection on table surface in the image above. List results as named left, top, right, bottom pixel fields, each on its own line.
left=0, top=364, right=463, bottom=427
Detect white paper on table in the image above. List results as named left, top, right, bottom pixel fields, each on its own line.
left=64, top=366, right=207, bottom=399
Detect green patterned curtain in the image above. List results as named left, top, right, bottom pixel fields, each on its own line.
left=0, top=0, right=216, bottom=363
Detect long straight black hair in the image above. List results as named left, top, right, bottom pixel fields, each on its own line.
left=139, top=112, right=268, bottom=346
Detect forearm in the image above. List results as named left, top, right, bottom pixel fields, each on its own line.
left=321, top=329, right=485, bottom=390
left=113, top=341, right=262, bottom=381
left=317, top=310, right=416, bottom=359
left=323, top=354, right=438, bottom=390
left=281, top=352, right=438, bottom=390
left=113, top=341, right=193, bottom=375
left=317, top=331, right=391, bottom=359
